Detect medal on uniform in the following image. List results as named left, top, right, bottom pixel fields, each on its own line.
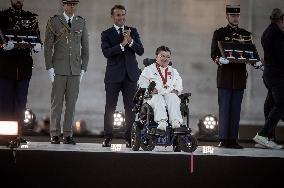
left=156, top=64, right=169, bottom=89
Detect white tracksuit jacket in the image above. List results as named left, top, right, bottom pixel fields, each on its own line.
left=138, top=63, right=183, bottom=129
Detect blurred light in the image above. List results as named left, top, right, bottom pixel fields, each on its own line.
left=197, top=114, right=218, bottom=141
left=113, top=111, right=125, bottom=129
left=0, top=121, right=18, bottom=135
left=0, top=121, right=19, bottom=146
left=73, top=120, right=89, bottom=135
left=111, top=144, right=122, bottom=151
left=202, top=146, right=214, bottom=154
left=24, top=108, right=36, bottom=126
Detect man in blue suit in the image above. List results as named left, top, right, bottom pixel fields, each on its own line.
left=101, top=4, right=144, bottom=147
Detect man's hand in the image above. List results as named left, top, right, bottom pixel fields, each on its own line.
left=121, top=36, right=128, bottom=47
left=3, top=41, right=14, bottom=51
left=123, top=29, right=132, bottom=44
left=219, top=57, right=229, bottom=65
left=48, top=68, right=55, bottom=83
left=33, top=43, right=42, bottom=52
left=80, top=70, right=85, bottom=82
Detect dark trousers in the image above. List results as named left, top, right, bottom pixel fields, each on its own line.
left=0, top=79, right=30, bottom=136
left=218, top=88, right=244, bottom=140
left=104, top=75, right=137, bottom=141
left=259, top=68, right=284, bottom=138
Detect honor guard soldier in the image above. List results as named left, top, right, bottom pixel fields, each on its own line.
left=211, top=4, right=257, bottom=149
left=0, top=0, right=42, bottom=143
left=44, top=0, right=89, bottom=145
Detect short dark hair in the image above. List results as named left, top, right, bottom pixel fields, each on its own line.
left=155, top=46, right=171, bottom=55
left=270, top=8, right=284, bottom=23
left=111, top=4, right=126, bottom=15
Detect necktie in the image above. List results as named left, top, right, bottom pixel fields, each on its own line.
left=68, top=18, right=72, bottom=28
left=118, top=27, right=123, bottom=41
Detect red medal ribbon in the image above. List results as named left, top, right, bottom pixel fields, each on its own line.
left=156, top=63, right=168, bottom=88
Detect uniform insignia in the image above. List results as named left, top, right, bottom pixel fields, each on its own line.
left=75, top=30, right=82, bottom=34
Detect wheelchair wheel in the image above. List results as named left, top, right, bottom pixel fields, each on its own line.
left=178, top=134, right=198, bottom=153
left=173, top=136, right=181, bottom=152
left=131, top=122, right=141, bottom=151
left=141, top=136, right=155, bottom=151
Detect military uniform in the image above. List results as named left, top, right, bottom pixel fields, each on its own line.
left=44, top=11, right=89, bottom=140
left=210, top=5, right=252, bottom=148
left=0, top=7, right=40, bottom=136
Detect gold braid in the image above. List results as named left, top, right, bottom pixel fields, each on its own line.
left=46, top=18, right=69, bottom=45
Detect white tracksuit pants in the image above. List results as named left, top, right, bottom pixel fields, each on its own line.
left=147, top=93, right=183, bottom=129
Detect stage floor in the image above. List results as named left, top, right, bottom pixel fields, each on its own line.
left=1, top=138, right=284, bottom=188
left=1, top=140, right=284, bottom=158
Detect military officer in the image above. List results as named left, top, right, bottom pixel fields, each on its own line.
left=211, top=4, right=259, bottom=149
left=44, top=0, right=89, bottom=144
left=0, top=0, right=42, bottom=143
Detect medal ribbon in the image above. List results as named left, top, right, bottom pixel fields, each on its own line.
left=156, top=63, right=168, bottom=87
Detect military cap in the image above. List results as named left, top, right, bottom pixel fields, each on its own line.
left=62, top=0, right=79, bottom=4
left=270, top=8, right=284, bottom=20
left=226, top=5, right=240, bottom=14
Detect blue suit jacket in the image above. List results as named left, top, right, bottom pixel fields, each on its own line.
left=101, top=26, right=144, bottom=83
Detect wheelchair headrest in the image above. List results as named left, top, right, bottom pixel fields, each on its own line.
left=143, top=58, right=172, bottom=67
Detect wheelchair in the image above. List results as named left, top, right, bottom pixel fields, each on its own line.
left=130, top=58, right=198, bottom=153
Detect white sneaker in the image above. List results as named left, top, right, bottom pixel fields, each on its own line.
left=253, top=133, right=283, bottom=150
left=157, top=120, right=167, bottom=131
left=171, top=119, right=181, bottom=129
left=254, top=143, right=266, bottom=149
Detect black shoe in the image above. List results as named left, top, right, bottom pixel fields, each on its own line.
left=51, top=136, right=60, bottom=144
left=125, top=140, right=131, bottom=148
left=217, top=140, right=228, bottom=148
left=228, top=140, right=243, bottom=149
left=63, top=136, right=76, bottom=145
left=102, top=138, right=112, bottom=147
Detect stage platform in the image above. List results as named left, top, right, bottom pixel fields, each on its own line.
left=0, top=139, right=284, bottom=188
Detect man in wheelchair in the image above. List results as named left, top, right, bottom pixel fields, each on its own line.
left=131, top=46, right=198, bottom=152
left=138, top=46, right=183, bottom=134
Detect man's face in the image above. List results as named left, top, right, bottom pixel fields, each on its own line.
left=63, top=3, right=77, bottom=16
left=111, top=9, right=126, bottom=27
left=226, top=14, right=240, bottom=26
left=10, top=0, right=24, bottom=10
left=156, top=51, right=171, bottom=67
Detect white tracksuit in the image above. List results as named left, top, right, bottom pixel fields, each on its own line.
left=138, top=63, right=183, bottom=130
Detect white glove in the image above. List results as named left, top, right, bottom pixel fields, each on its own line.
left=219, top=57, right=229, bottom=65
left=48, top=68, right=55, bottom=83
left=33, top=43, right=42, bottom=52
left=3, top=41, right=14, bottom=51
left=80, top=70, right=85, bottom=82
left=254, top=61, right=263, bottom=69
